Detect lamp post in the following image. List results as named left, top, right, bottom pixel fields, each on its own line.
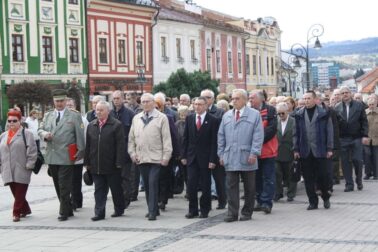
left=135, top=65, right=146, bottom=94
left=290, top=24, right=324, bottom=91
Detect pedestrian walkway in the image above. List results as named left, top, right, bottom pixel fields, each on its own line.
left=1, top=166, right=378, bottom=251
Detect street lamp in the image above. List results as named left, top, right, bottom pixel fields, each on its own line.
left=135, top=65, right=146, bottom=94
left=281, top=55, right=299, bottom=97
left=290, top=24, right=324, bottom=91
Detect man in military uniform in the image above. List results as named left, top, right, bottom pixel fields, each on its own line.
left=38, top=89, right=85, bottom=221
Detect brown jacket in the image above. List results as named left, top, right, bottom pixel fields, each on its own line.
left=128, top=109, right=172, bottom=164
left=366, top=107, right=378, bottom=146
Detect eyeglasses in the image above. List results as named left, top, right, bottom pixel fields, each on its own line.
left=7, top=119, right=19, bottom=123
left=277, top=112, right=286, bottom=116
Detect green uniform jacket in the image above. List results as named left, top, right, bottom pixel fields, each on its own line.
left=38, top=108, right=85, bottom=165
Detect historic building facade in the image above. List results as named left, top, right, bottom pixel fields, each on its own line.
left=0, top=0, right=87, bottom=119
left=152, top=5, right=202, bottom=85
left=200, top=10, right=246, bottom=93
left=87, top=0, right=157, bottom=99
left=230, top=18, right=282, bottom=97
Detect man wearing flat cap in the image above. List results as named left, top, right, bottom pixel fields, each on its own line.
left=38, top=89, right=85, bottom=221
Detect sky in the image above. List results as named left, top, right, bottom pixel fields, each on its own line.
left=193, top=0, right=377, bottom=50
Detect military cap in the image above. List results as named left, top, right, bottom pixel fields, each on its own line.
left=52, top=89, right=67, bottom=101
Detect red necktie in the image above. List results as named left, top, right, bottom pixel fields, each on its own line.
left=196, top=115, right=201, bottom=130
left=236, top=110, right=240, bottom=121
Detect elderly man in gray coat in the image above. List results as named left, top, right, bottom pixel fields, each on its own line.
left=218, top=89, right=264, bottom=222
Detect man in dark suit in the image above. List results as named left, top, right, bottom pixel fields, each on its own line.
left=201, top=89, right=226, bottom=210
left=181, top=96, right=218, bottom=218
left=334, top=86, right=369, bottom=192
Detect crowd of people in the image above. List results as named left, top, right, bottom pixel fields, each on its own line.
left=0, top=86, right=377, bottom=223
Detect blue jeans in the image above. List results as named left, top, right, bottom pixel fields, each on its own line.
left=256, top=158, right=276, bottom=208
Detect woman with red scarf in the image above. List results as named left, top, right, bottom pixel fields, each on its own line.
left=0, top=109, right=37, bottom=222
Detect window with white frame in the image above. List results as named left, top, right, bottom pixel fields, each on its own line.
left=252, top=55, right=257, bottom=75
left=136, top=41, right=144, bottom=65
left=176, top=38, right=181, bottom=58
left=118, top=39, right=126, bottom=64
left=228, top=51, right=232, bottom=74
left=190, top=39, right=195, bottom=60
left=246, top=54, right=250, bottom=75
left=42, top=36, right=53, bottom=62
left=161, top=36, right=167, bottom=58
left=206, top=48, right=211, bottom=72
left=266, top=56, right=269, bottom=76
left=99, top=38, right=107, bottom=64
left=271, top=57, right=274, bottom=75
left=216, top=50, right=221, bottom=73
left=238, top=52, right=242, bottom=74
left=69, top=38, right=79, bottom=63
left=12, top=34, right=24, bottom=62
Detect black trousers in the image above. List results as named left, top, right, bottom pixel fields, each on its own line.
left=121, top=162, right=132, bottom=204
left=187, top=159, right=212, bottom=215
left=49, top=165, right=74, bottom=216
left=159, top=160, right=174, bottom=205
left=130, top=162, right=140, bottom=200
left=226, top=170, right=256, bottom=218
left=212, top=164, right=227, bottom=207
left=139, top=163, right=161, bottom=216
left=72, top=164, right=83, bottom=208
left=92, top=172, right=125, bottom=217
left=301, top=152, right=330, bottom=206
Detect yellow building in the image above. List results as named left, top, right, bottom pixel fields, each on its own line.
left=229, top=17, right=282, bottom=98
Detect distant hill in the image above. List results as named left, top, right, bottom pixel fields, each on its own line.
left=308, top=37, right=378, bottom=58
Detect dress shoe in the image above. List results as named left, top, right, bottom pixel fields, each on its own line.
left=58, top=215, right=68, bottom=221
left=240, top=195, right=245, bottom=200
left=239, top=215, right=251, bottom=221
left=185, top=213, right=199, bottom=219
left=158, top=202, right=166, bottom=211
left=211, top=195, right=218, bottom=200
left=91, top=216, right=105, bottom=221
left=307, top=204, right=318, bottom=210
left=344, top=187, right=354, bottom=192
left=323, top=199, right=331, bottom=209
left=357, top=184, right=363, bottom=190
left=139, top=187, right=145, bottom=192
left=111, top=212, right=124, bottom=218
left=20, top=211, right=32, bottom=218
left=253, top=203, right=262, bottom=211
left=261, top=205, right=272, bottom=214
left=199, top=213, right=208, bottom=218
left=148, top=214, right=156, bottom=221
left=273, top=194, right=283, bottom=202
left=124, top=200, right=130, bottom=209
left=287, top=197, right=294, bottom=202
left=13, top=216, right=20, bottom=222
left=363, top=175, right=371, bottom=180
left=130, top=197, right=138, bottom=202
left=216, top=204, right=226, bottom=210
left=145, top=211, right=160, bottom=218
left=224, top=216, right=238, bottom=222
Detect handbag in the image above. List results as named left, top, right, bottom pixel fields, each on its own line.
left=22, top=128, right=45, bottom=174
left=291, top=160, right=301, bottom=182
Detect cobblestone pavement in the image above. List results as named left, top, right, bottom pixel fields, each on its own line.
left=1, top=166, right=378, bottom=251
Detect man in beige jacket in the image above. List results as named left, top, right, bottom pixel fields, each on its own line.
left=128, top=93, right=172, bottom=221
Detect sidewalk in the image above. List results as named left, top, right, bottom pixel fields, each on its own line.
left=1, top=166, right=378, bottom=251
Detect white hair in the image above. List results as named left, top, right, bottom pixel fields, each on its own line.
left=276, top=102, right=289, bottom=112
left=154, top=92, right=166, bottom=102
left=180, top=94, right=190, bottom=101
left=250, top=89, right=265, bottom=101
left=92, top=95, right=105, bottom=103
left=201, top=89, right=214, bottom=98
left=339, top=86, right=350, bottom=92
left=141, top=93, right=154, bottom=101
left=232, top=89, right=248, bottom=100
left=96, top=100, right=110, bottom=110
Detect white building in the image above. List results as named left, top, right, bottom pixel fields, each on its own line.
left=152, top=6, right=202, bottom=85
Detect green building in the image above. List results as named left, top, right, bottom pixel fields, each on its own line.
left=0, top=0, right=88, bottom=122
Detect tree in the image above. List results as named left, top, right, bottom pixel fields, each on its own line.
left=7, top=81, right=53, bottom=112
left=353, top=68, right=365, bottom=80
left=153, top=68, right=219, bottom=98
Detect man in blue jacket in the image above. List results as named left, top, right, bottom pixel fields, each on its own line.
left=218, top=89, right=264, bottom=222
left=294, top=90, right=334, bottom=210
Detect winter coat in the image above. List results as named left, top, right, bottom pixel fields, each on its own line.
left=0, top=128, right=37, bottom=185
